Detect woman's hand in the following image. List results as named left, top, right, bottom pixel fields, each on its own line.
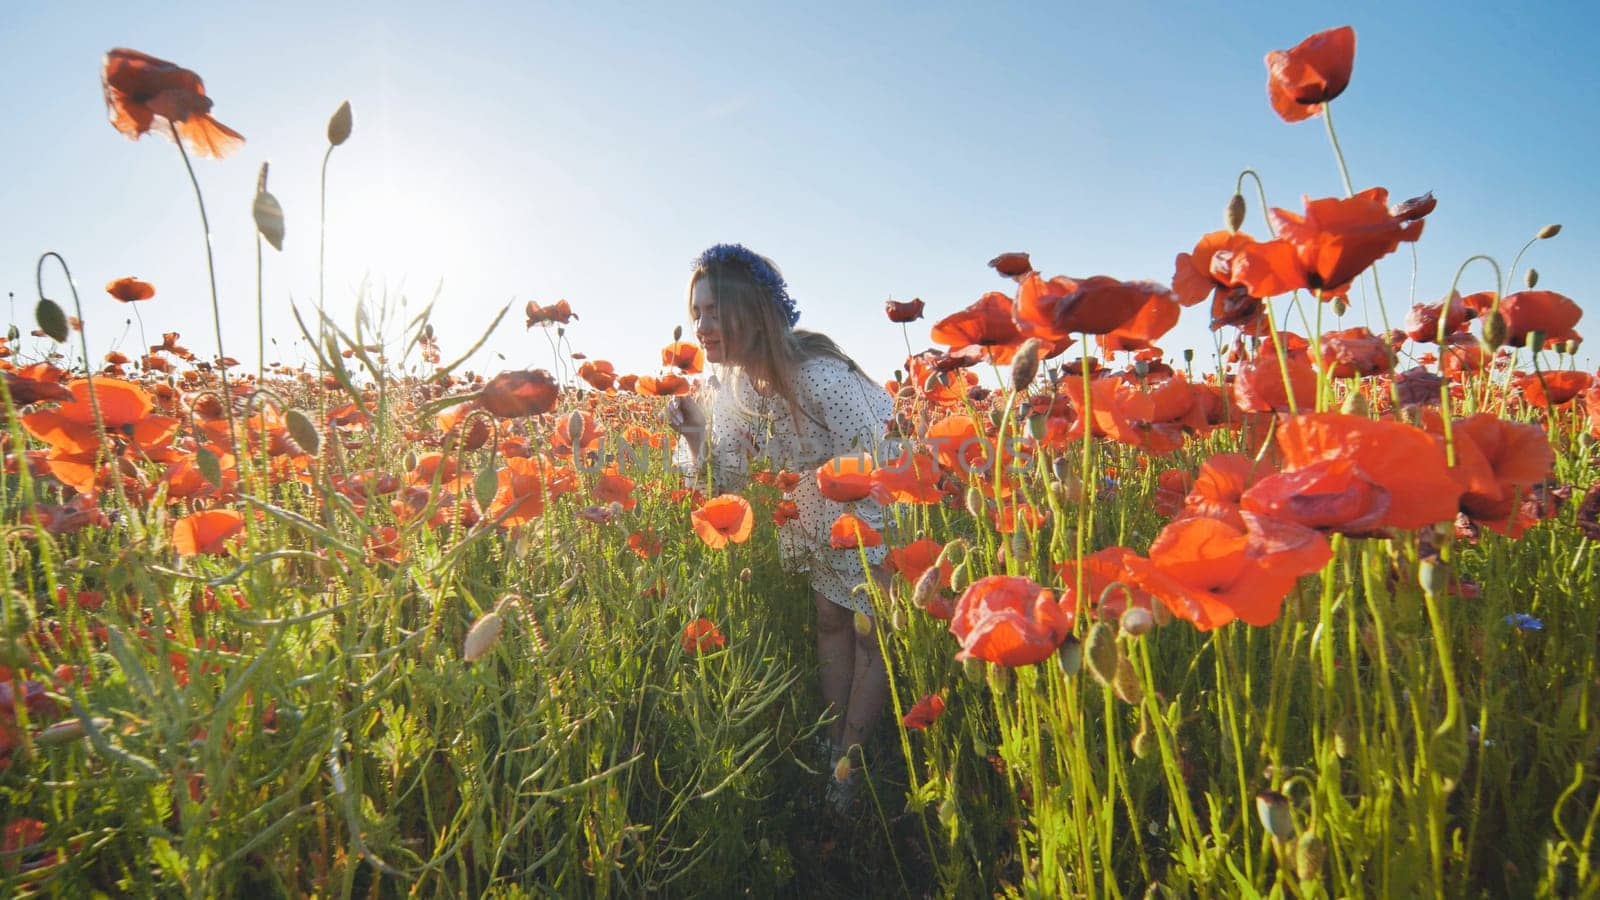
left=666, top=395, right=708, bottom=458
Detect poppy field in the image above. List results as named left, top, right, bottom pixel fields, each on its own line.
left=5, top=26, right=1600, bottom=899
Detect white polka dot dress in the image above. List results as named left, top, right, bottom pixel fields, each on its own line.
left=678, top=356, right=896, bottom=614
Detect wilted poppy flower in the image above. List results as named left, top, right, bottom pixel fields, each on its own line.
left=829, top=513, right=883, bottom=549
left=1316, top=327, right=1394, bottom=377
left=692, top=494, right=754, bottom=548
left=106, top=277, right=155, bottom=303
left=102, top=48, right=244, bottom=158
left=885, top=298, right=926, bottom=323
left=931, top=292, right=1024, bottom=364
left=525, top=299, right=577, bottom=327
left=1265, top=26, right=1356, bottom=123
left=2, top=371, right=74, bottom=408
left=1497, top=291, right=1583, bottom=346
left=772, top=499, right=800, bottom=526
left=480, top=369, right=558, bottom=418
left=682, top=617, right=726, bottom=654
left=901, top=693, right=946, bottom=730
left=948, top=575, right=1072, bottom=666
left=172, top=508, right=245, bottom=557
left=816, top=454, right=875, bottom=502
left=1267, top=188, right=1429, bottom=297
left=661, top=341, right=705, bottom=375
left=989, top=252, right=1034, bottom=278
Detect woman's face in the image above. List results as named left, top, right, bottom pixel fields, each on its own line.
left=691, top=278, right=726, bottom=365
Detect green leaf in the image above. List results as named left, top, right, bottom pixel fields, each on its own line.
left=36, top=297, right=69, bottom=342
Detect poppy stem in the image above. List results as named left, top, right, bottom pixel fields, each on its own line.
left=170, top=124, right=240, bottom=456
left=1233, top=169, right=1277, bottom=236
left=1320, top=103, right=1357, bottom=200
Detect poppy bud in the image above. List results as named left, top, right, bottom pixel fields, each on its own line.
left=327, top=100, right=353, bottom=146
left=987, top=661, right=1011, bottom=694
left=1027, top=413, right=1047, bottom=440
left=1526, top=330, right=1546, bottom=354
left=36, top=716, right=109, bottom=746
left=962, top=656, right=984, bottom=684
left=1561, top=338, right=1581, bottom=356
left=950, top=561, right=970, bottom=594
left=964, top=485, right=986, bottom=518
left=1052, top=457, right=1073, bottom=481
left=35, top=298, right=69, bottom=343
left=1333, top=714, right=1355, bottom=759
left=853, top=611, right=873, bottom=638
left=1150, top=600, right=1172, bottom=627
left=738, top=567, right=752, bottom=582
left=1418, top=554, right=1448, bottom=596
left=936, top=538, right=970, bottom=568
left=1133, top=360, right=1150, bottom=378
left=1525, top=267, right=1539, bottom=289
left=1119, top=605, right=1154, bottom=637
left=285, top=408, right=320, bottom=456
left=890, top=605, right=907, bottom=631
left=1295, top=832, right=1327, bottom=881
left=1112, top=656, right=1142, bottom=705
left=938, top=797, right=959, bottom=831
left=463, top=610, right=503, bottom=662
left=673, top=324, right=683, bottom=342
left=1339, top=392, right=1368, bottom=417
left=1056, top=635, right=1082, bottom=676
left=1255, top=790, right=1295, bottom=842
left=1010, top=530, right=1032, bottom=565
left=896, top=386, right=917, bottom=400
left=1226, top=193, right=1247, bottom=232
left=1085, top=622, right=1119, bottom=687
left=1131, top=715, right=1155, bottom=759
left=832, top=753, right=853, bottom=783
left=2, top=591, right=31, bottom=637
left=1481, top=310, right=1508, bottom=349
left=1183, top=348, right=1195, bottom=364
left=912, top=565, right=941, bottom=610
left=1331, top=296, right=1348, bottom=317
left=253, top=184, right=285, bottom=252
left=1537, top=223, right=1562, bottom=239
left=1010, top=338, right=1043, bottom=392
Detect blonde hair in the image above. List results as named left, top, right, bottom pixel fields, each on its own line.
left=687, top=252, right=868, bottom=429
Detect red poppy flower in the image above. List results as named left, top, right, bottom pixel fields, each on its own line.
left=1056, top=546, right=1151, bottom=620
left=485, top=457, right=549, bottom=526
left=1517, top=370, right=1593, bottom=408
left=1403, top=293, right=1474, bottom=343
left=1173, top=230, right=1256, bottom=306
left=871, top=449, right=945, bottom=504
left=20, top=378, right=178, bottom=455
left=628, top=528, right=663, bottom=559
left=102, top=48, right=244, bottom=159
left=577, top=360, right=617, bottom=392
left=1264, top=26, right=1356, bottom=123
left=816, top=454, right=875, bottom=502
left=931, top=292, right=1024, bottom=364
left=948, top=575, right=1073, bottom=666
left=525, top=299, right=577, bottom=327
left=772, top=499, right=800, bottom=526
left=1232, top=348, right=1317, bottom=414
left=636, top=374, right=692, bottom=397
left=902, top=693, right=946, bottom=731
left=549, top=411, right=605, bottom=460
left=617, top=374, right=640, bottom=393
left=682, top=617, right=726, bottom=654
left=1497, top=291, right=1583, bottom=346
left=692, top=494, right=754, bottom=548
left=661, top=341, right=705, bottom=375
left=1266, top=188, right=1429, bottom=297
left=1448, top=414, right=1555, bottom=533
left=1014, top=273, right=1173, bottom=339
left=1240, top=458, right=1390, bottom=535
left=3, top=371, right=75, bottom=407
left=593, top=468, right=637, bottom=510
left=885, top=537, right=952, bottom=588
left=885, top=298, right=926, bottom=323
left=1122, top=517, right=1302, bottom=630
left=172, top=508, right=245, bottom=557
left=106, top=277, right=155, bottom=303
left=1274, top=413, right=1462, bottom=531
left=480, top=369, right=559, bottom=418
left=829, top=513, right=883, bottom=549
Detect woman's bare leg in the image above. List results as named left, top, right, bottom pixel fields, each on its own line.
left=814, top=592, right=855, bottom=747
left=838, top=619, right=888, bottom=758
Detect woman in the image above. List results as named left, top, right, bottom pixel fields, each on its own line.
left=666, top=243, right=895, bottom=809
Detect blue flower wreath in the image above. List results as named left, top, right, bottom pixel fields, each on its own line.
left=693, top=243, right=800, bottom=327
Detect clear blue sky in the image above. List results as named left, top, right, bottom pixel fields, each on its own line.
left=4, top=1, right=1596, bottom=384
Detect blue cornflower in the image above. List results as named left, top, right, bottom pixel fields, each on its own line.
left=1503, top=613, right=1544, bottom=632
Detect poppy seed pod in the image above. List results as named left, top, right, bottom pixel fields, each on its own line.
left=1481, top=310, right=1508, bottom=349
left=1331, top=296, right=1348, bottom=317
left=1525, top=267, right=1539, bottom=289
left=1561, top=338, right=1581, bottom=356
left=1011, top=338, right=1043, bottom=392
left=462, top=611, right=503, bottom=662
left=1537, top=223, right=1562, bottom=239
left=1526, top=330, right=1546, bottom=353
left=1084, top=622, right=1119, bottom=686
left=1226, top=192, right=1247, bottom=232
left=1255, top=791, right=1296, bottom=842
left=327, top=100, right=353, bottom=146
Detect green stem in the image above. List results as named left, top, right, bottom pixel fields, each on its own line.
left=171, top=123, right=240, bottom=454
